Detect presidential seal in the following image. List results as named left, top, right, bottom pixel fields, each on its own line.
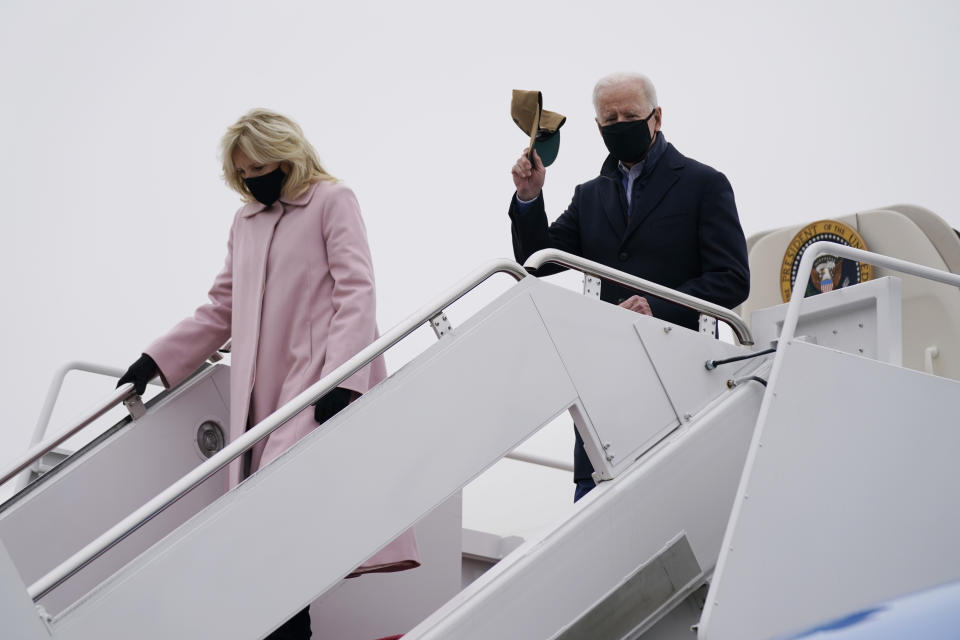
left=780, top=220, right=873, bottom=302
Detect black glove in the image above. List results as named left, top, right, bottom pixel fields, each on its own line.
left=314, top=387, right=353, bottom=425
left=117, top=354, right=159, bottom=395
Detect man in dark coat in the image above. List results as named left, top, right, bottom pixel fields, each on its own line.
left=509, top=72, right=750, bottom=501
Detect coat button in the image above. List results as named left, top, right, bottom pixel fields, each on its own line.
left=618, top=252, right=628, bottom=261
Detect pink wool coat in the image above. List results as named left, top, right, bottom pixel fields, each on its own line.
left=145, top=180, right=419, bottom=575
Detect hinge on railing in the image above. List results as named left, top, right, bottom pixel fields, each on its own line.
left=429, top=311, right=453, bottom=339
left=123, top=395, right=147, bottom=420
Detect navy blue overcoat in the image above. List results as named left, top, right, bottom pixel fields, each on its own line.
left=510, top=141, right=749, bottom=330
left=509, top=139, right=750, bottom=481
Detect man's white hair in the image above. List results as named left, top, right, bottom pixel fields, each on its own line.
left=592, top=72, right=658, bottom=115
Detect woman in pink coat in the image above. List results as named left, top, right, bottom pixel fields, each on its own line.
left=118, top=108, right=419, bottom=640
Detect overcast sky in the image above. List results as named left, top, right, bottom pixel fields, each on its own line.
left=2, top=0, right=959, bottom=533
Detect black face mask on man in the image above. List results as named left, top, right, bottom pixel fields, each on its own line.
left=600, top=108, right=657, bottom=164
left=244, top=166, right=286, bottom=206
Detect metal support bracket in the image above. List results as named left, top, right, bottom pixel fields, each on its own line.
left=123, top=395, right=147, bottom=420
left=583, top=274, right=602, bottom=299
left=430, top=311, right=453, bottom=339
left=699, top=314, right=718, bottom=337
left=36, top=604, right=54, bottom=634
left=209, top=339, right=232, bottom=363
left=924, top=345, right=940, bottom=375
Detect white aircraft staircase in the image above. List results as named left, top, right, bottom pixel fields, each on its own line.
left=2, top=243, right=959, bottom=640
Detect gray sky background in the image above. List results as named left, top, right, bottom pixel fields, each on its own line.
left=2, top=0, right=959, bottom=533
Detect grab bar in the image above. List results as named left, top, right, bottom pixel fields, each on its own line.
left=779, top=241, right=960, bottom=347
left=755, top=240, right=960, bottom=443
left=28, top=259, right=528, bottom=601
left=523, top=249, right=754, bottom=345
left=4, top=340, right=233, bottom=494
left=8, top=362, right=129, bottom=492
left=0, top=382, right=139, bottom=490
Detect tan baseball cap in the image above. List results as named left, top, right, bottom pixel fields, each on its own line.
left=511, top=89, right=566, bottom=166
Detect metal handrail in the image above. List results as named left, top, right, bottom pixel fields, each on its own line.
left=779, top=241, right=960, bottom=347
left=33, top=363, right=126, bottom=447
left=28, top=259, right=528, bottom=601
left=8, top=362, right=132, bottom=492
left=5, top=347, right=230, bottom=494
left=750, top=241, right=960, bottom=498
left=504, top=451, right=574, bottom=472
left=0, top=382, right=138, bottom=490
left=523, top=249, right=754, bottom=345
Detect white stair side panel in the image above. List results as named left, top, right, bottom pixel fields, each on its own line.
left=404, top=380, right=765, bottom=640
left=309, top=493, right=463, bottom=640
left=0, top=540, right=49, bottom=639
left=527, top=286, right=679, bottom=481
left=529, top=282, right=762, bottom=482
left=0, top=365, right=231, bottom=615
left=634, top=318, right=762, bottom=424
left=701, top=340, right=960, bottom=640
left=52, top=285, right=580, bottom=640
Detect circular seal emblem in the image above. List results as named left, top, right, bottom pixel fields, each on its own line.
left=780, top=220, right=873, bottom=302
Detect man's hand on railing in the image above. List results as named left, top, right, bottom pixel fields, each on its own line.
left=618, top=295, right=652, bottom=316
left=314, top=387, right=353, bottom=425
left=117, top=354, right=159, bottom=395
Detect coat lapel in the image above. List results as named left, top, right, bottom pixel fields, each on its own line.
left=600, top=177, right=628, bottom=237
left=623, top=145, right=685, bottom=243
left=596, top=155, right=628, bottom=237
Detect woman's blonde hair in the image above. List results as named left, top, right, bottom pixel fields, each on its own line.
left=221, top=108, right=335, bottom=202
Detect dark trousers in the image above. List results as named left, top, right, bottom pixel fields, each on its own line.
left=574, top=478, right=595, bottom=502
left=266, top=606, right=311, bottom=640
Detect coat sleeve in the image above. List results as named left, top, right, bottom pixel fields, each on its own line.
left=509, top=188, right=583, bottom=276
left=318, top=187, right=379, bottom=393
left=674, top=170, right=750, bottom=309
left=144, top=218, right=235, bottom=387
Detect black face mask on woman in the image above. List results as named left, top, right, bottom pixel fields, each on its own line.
left=244, top=166, right=286, bottom=206
left=600, top=108, right=657, bottom=164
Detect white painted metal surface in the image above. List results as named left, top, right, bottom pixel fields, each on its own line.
left=28, top=260, right=527, bottom=602
left=0, top=365, right=231, bottom=615
left=743, top=209, right=960, bottom=381
left=308, top=494, right=463, bottom=640
left=7, top=244, right=937, bottom=638
left=583, top=274, right=602, bottom=299
left=404, top=373, right=767, bottom=640
left=858, top=209, right=960, bottom=380
left=698, top=314, right=718, bottom=337
left=0, top=382, right=137, bottom=489
left=49, top=281, right=578, bottom=639
left=700, top=340, right=960, bottom=640
left=525, top=249, right=754, bottom=345
left=701, top=244, right=960, bottom=640
left=12, top=361, right=129, bottom=492
left=751, top=276, right=902, bottom=364
left=462, top=528, right=526, bottom=590
left=33, top=273, right=762, bottom=639
left=527, top=284, right=679, bottom=481
left=0, top=541, right=48, bottom=639
left=636, top=318, right=758, bottom=426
